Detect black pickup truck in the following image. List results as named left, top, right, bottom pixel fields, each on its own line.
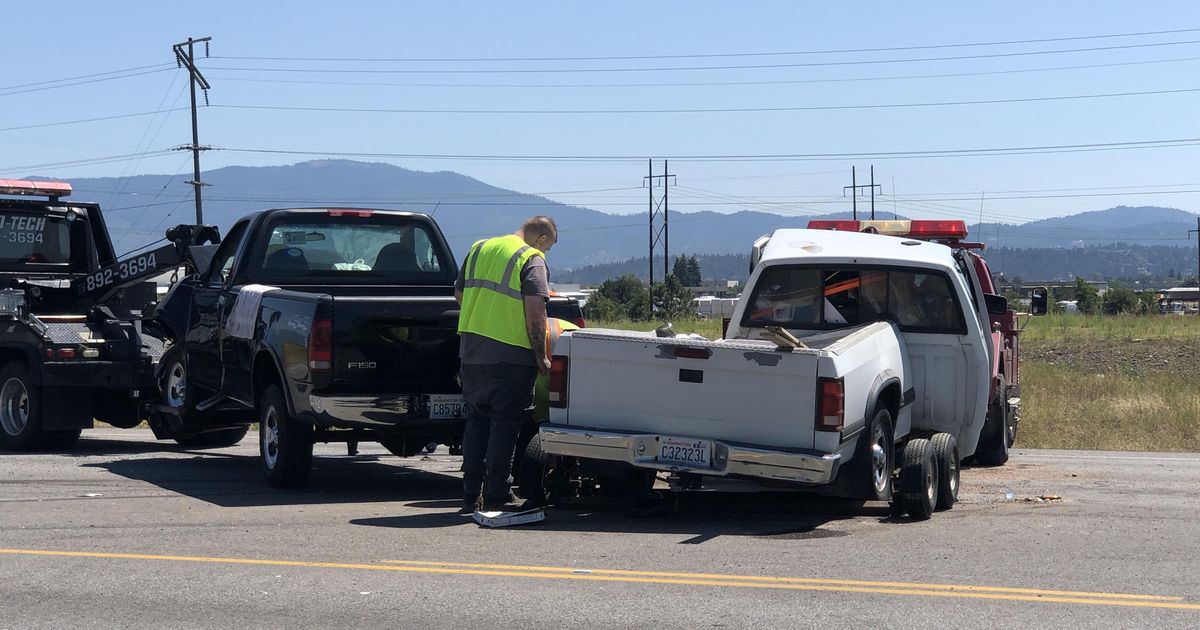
left=151, top=207, right=583, bottom=487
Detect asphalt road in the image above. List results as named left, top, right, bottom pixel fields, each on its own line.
left=1, top=429, right=1198, bottom=629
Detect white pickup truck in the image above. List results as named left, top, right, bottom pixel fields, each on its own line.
left=534, top=221, right=1032, bottom=519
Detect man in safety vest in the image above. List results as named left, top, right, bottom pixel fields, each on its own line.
left=454, top=216, right=557, bottom=514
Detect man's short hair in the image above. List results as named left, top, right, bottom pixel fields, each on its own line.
left=522, top=216, right=558, bottom=242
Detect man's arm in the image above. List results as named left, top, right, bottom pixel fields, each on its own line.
left=525, top=295, right=550, bottom=376
left=455, top=289, right=463, bottom=305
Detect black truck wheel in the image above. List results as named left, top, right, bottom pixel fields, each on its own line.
left=175, top=426, right=250, bottom=449
left=899, top=438, right=938, bottom=520
left=158, top=345, right=191, bottom=414
left=0, top=362, right=79, bottom=451
left=516, top=433, right=550, bottom=506
left=930, top=432, right=960, bottom=510
left=974, top=376, right=1012, bottom=467
left=259, top=385, right=313, bottom=488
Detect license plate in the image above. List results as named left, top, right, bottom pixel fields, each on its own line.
left=657, top=436, right=712, bottom=468
left=428, top=394, right=465, bottom=419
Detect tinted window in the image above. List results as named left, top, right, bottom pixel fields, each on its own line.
left=250, top=214, right=454, bottom=285
left=0, top=213, right=71, bottom=268
left=742, top=265, right=966, bottom=334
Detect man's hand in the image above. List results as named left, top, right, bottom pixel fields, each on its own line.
left=524, top=295, right=550, bottom=376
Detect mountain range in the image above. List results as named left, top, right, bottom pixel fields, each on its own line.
left=31, top=160, right=1199, bottom=272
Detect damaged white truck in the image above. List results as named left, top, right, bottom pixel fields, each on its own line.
left=534, top=220, right=1045, bottom=519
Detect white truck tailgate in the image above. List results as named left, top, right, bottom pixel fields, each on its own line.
left=563, top=330, right=821, bottom=450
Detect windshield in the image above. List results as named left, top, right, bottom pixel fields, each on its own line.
left=249, top=214, right=455, bottom=285
left=743, top=265, right=967, bottom=334
left=0, top=212, right=73, bottom=270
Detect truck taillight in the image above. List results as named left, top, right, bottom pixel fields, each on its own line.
left=572, top=316, right=586, bottom=329
left=817, top=377, right=844, bottom=432
left=327, top=209, right=373, bottom=218
left=548, top=356, right=569, bottom=408
left=721, top=317, right=731, bottom=337
left=308, top=315, right=333, bottom=371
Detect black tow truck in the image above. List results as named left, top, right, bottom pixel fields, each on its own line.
left=0, top=180, right=219, bottom=450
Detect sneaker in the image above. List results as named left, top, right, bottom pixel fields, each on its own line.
left=481, top=491, right=530, bottom=513
left=458, top=494, right=481, bottom=516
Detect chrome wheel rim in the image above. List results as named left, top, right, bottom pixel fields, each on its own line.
left=261, top=405, right=280, bottom=470
left=164, top=361, right=186, bottom=409
left=948, top=453, right=959, bottom=495
left=0, top=377, right=29, bottom=437
left=870, top=422, right=889, bottom=494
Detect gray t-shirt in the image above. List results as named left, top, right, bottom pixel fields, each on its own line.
left=456, top=254, right=549, bottom=366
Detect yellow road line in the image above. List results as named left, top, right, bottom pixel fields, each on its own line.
left=1, top=548, right=1197, bottom=611
left=381, top=560, right=1184, bottom=602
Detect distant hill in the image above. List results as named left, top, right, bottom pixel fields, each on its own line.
left=970, top=206, right=1199, bottom=249
left=41, top=160, right=846, bottom=269
left=36, top=160, right=1198, bottom=272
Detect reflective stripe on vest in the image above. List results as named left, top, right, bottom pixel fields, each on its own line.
left=457, top=234, right=544, bottom=349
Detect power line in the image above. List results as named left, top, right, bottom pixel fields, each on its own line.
left=211, top=86, right=1200, bottom=115
left=200, top=38, right=1200, bottom=74
left=219, top=136, right=1200, bottom=162
left=0, top=67, right=176, bottom=97
left=0, top=63, right=176, bottom=91
left=0, top=149, right=178, bottom=174
left=0, top=109, right=190, bottom=133
left=205, top=55, right=1200, bottom=90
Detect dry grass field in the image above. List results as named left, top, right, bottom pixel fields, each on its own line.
left=593, top=313, right=1200, bottom=452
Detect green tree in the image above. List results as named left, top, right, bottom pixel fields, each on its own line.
left=589, top=274, right=651, bottom=321
left=1101, top=285, right=1139, bottom=315
left=1074, top=277, right=1100, bottom=315
left=672, top=255, right=702, bottom=286
left=652, top=274, right=696, bottom=320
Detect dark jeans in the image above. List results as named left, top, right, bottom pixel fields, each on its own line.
left=460, top=362, right=537, bottom=503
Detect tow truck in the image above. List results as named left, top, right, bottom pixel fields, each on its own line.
left=0, top=179, right=219, bottom=450
left=532, top=219, right=1046, bottom=519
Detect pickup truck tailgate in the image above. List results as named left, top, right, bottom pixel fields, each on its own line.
left=562, top=330, right=820, bottom=449
left=330, top=294, right=460, bottom=394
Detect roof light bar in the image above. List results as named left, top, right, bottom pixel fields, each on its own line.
left=0, top=179, right=72, bottom=199
left=807, top=219, right=968, bottom=240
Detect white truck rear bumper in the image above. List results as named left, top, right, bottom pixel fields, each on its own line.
left=539, top=424, right=841, bottom=485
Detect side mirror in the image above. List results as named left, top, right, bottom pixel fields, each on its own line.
left=188, top=244, right=220, bottom=281
left=749, top=234, right=771, bottom=273
left=984, top=293, right=1008, bottom=316
left=1030, top=287, right=1049, bottom=316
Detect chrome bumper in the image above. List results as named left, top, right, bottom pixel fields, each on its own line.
left=305, top=393, right=465, bottom=429
left=539, top=424, right=840, bottom=485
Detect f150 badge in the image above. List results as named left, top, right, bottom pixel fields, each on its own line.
left=347, top=362, right=377, bottom=370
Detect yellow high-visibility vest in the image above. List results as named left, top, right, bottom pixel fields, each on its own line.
left=457, top=234, right=544, bottom=349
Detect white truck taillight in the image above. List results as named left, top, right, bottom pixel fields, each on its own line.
left=308, top=315, right=333, bottom=371
left=817, top=377, right=844, bottom=432
left=548, top=356, right=569, bottom=408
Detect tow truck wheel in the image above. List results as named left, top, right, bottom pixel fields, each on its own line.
left=259, top=385, right=313, bottom=488
left=158, top=346, right=190, bottom=412
left=930, top=432, right=960, bottom=510
left=899, top=438, right=938, bottom=520
left=0, top=362, right=77, bottom=451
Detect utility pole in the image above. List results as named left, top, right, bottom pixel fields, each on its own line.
left=173, top=36, right=212, bottom=225
left=843, top=165, right=881, bottom=221
left=1190, top=217, right=1200, bottom=286
left=644, top=159, right=675, bottom=313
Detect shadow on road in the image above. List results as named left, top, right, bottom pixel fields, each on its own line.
left=351, top=492, right=901, bottom=542
left=84, top=451, right=465, bottom=508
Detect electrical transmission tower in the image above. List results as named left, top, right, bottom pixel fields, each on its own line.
left=843, top=165, right=882, bottom=220
left=173, top=36, right=212, bottom=224
left=645, top=159, right=675, bottom=308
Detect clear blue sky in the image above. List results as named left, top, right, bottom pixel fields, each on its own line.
left=3, top=1, right=1200, bottom=229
